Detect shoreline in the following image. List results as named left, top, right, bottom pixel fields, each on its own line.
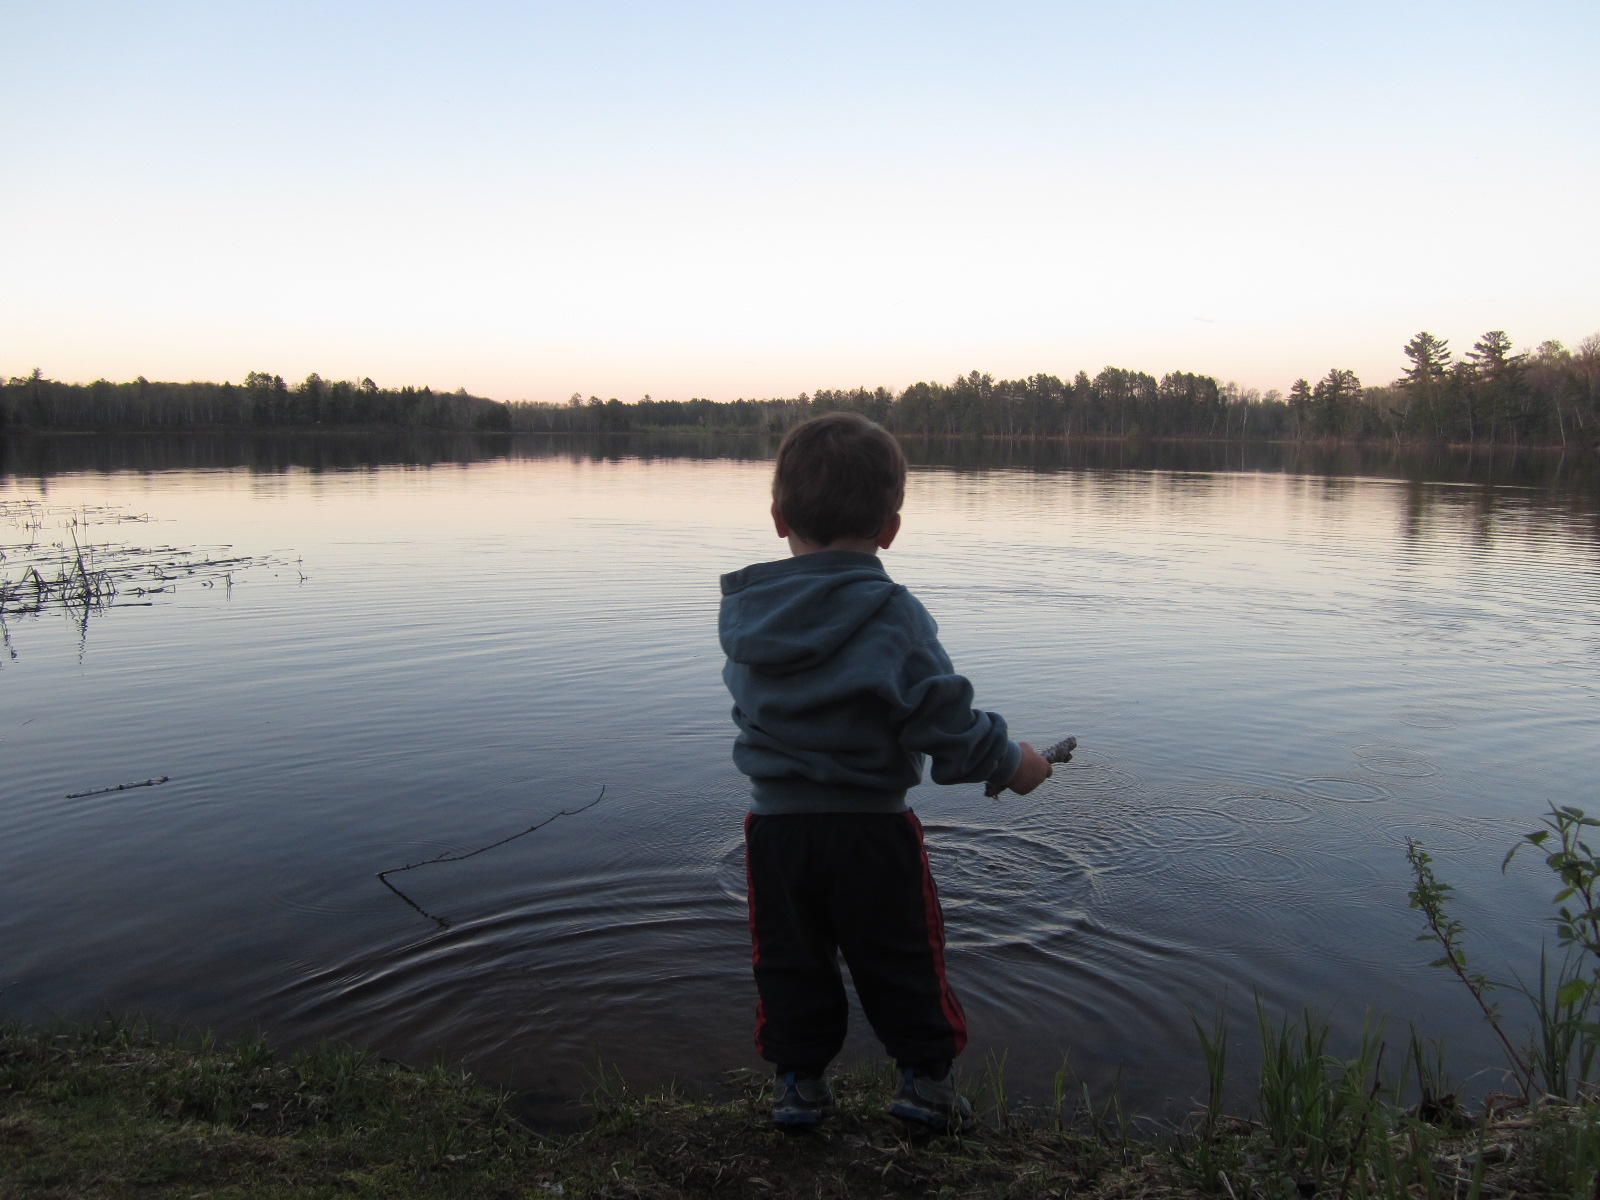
left=3, top=1015, right=1595, bottom=1198
left=1, top=425, right=1596, bottom=453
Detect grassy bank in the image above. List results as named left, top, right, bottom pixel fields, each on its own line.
left=3, top=1014, right=1597, bottom=1199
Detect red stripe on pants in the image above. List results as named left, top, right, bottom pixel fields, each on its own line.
left=904, top=810, right=968, bottom=1055
left=744, top=812, right=768, bottom=1056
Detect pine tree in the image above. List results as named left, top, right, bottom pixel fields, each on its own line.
left=1401, top=332, right=1452, bottom=439
left=1467, top=331, right=1526, bottom=443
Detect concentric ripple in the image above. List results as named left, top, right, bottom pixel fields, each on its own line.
left=1209, top=788, right=1319, bottom=826
left=1294, top=776, right=1391, bottom=803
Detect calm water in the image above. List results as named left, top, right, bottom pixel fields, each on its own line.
left=3, top=433, right=1597, bottom=1121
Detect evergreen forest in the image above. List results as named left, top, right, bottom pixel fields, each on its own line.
left=4, top=330, right=1597, bottom=447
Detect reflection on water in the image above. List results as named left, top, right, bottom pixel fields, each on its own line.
left=0, top=432, right=1597, bottom=1120
left=7, top=428, right=1600, bottom=494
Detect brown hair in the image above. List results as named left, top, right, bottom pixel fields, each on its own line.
left=772, top=412, right=906, bottom=546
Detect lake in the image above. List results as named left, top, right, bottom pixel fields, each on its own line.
left=2, top=432, right=1597, bottom=1123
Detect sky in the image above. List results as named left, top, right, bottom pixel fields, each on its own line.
left=3, top=1, right=1597, bottom=403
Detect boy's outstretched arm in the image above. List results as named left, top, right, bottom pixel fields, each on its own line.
left=1003, top=742, right=1053, bottom=796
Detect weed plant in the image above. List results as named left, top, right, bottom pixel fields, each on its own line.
left=0, top=498, right=275, bottom=625
left=1159, top=805, right=1600, bottom=1198
left=1407, top=804, right=1600, bottom=1103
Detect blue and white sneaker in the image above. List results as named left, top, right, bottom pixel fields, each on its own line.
left=771, top=1072, right=836, bottom=1126
left=889, top=1067, right=974, bottom=1133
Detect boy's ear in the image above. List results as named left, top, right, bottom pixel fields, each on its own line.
left=771, top=502, right=792, bottom=539
left=877, top=512, right=902, bottom=550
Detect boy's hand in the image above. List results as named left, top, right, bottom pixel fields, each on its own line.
left=1005, top=742, right=1053, bottom=796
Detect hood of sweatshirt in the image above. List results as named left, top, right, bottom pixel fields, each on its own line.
left=719, top=550, right=903, bottom=676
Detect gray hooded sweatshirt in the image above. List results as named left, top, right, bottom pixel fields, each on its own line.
left=719, top=549, right=1022, bottom=815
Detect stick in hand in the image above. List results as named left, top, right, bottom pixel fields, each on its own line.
left=985, top=736, right=1077, bottom=799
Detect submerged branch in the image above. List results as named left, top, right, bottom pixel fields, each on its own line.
left=376, top=787, right=608, bottom=928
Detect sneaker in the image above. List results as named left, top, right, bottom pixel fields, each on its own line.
left=771, top=1072, right=835, bottom=1126
left=889, top=1067, right=974, bottom=1133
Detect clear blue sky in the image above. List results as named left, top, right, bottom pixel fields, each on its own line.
left=4, top=1, right=1596, bottom=401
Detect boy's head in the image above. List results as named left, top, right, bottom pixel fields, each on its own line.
left=771, top=412, right=906, bottom=548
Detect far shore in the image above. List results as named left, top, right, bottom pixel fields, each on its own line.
left=2, top=424, right=1595, bottom=452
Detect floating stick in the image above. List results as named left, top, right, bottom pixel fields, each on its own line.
left=64, top=775, right=170, bottom=800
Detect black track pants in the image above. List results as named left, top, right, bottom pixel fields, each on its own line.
left=744, top=810, right=968, bottom=1068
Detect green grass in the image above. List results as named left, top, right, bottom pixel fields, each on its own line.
left=0, top=1017, right=1161, bottom=1198
left=1164, top=1002, right=1600, bottom=1199
left=5, top=1014, right=1600, bottom=1199
left=0, top=1015, right=536, bottom=1198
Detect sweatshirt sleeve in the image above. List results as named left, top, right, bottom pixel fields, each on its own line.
left=895, top=634, right=1023, bottom=792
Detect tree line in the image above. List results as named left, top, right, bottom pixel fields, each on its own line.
left=0, top=371, right=511, bottom=433
left=510, top=328, right=1599, bottom=447
left=5, top=329, right=1597, bottom=446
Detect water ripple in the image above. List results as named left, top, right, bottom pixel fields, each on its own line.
left=1293, top=776, right=1391, bottom=803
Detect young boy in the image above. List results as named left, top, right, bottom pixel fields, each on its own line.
left=719, top=412, right=1051, bottom=1132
